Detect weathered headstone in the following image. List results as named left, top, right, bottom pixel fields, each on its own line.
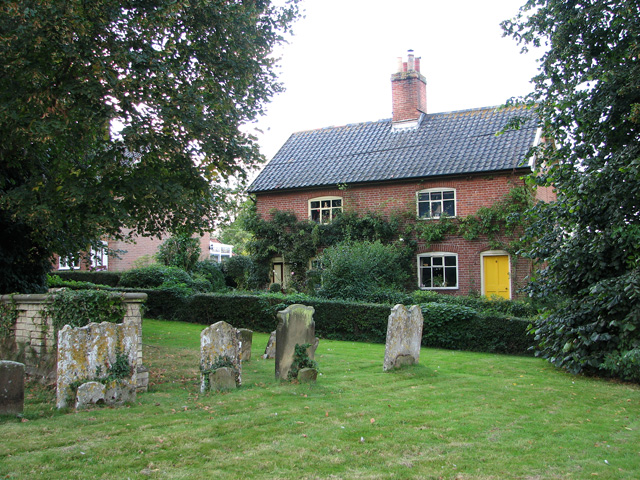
left=275, top=304, right=316, bottom=380
left=57, top=322, right=138, bottom=409
left=75, top=381, right=105, bottom=409
left=0, top=360, right=24, bottom=415
left=383, top=304, right=424, bottom=372
left=263, top=330, right=276, bottom=359
left=238, top=328, right=253, bottom=362
left=298, top=367, right=318, bottom=384
left=200, top=321, right=241, bottom=392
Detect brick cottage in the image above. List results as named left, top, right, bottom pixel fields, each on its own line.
left=248, top=52, right=553, bottom=299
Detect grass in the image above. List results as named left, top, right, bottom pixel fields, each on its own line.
left=1, top=318, right=639, bottom=479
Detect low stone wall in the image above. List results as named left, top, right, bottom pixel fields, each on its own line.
left=0, top=292, right=148, bottom=391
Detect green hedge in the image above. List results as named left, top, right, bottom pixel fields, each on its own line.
left=54, top=271, right=121, bottom=287
left=138, top=291, right=533, bottom=355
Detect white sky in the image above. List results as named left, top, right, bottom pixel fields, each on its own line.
left=249, top=0, right=541, bottom=161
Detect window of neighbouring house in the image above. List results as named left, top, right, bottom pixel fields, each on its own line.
left=417, top=188, right=456, bottom=219
left=58, top=255, right=81, bottom=271
left=309, top=197, right=342, bottom=224
left=90, top=241, right=109, bottom=271
left=417, top=252, right=458, bottom=289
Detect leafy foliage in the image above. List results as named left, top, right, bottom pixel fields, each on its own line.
left=0, top=0, right=300, bottom=293
left=44, top=290, right=126, bottom=334
left=317, top=240, right=411, bottom=302
left=503, top=0, right=640, bottom=379
left=287, top=343, right=318, bottom=380
left=156, top=235, right=202, bottom=272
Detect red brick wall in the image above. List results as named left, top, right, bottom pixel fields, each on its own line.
left=255, top=173, right=527, bottom=220
left=253, top=172, right=533, bottom=298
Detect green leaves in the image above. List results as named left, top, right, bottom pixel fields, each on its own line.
left=504, top=0, right=640, bottom=380
left=0, top=0, right=300, bottom=293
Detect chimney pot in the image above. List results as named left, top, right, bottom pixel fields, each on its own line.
left=391, top=51, right=427, bottom=124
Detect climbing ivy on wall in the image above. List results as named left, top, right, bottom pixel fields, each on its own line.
left=246, top=184, right=536, bottom=290
left=410, top=185, right=535, bottom=254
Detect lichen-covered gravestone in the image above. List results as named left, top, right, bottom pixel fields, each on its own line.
left=275, top=304, right=316, bottom=380
left=200, top=321, right=241, bottom=392
left=383, top=304, right=424, bottom=372
left=57, top=322, right=138, bottom=409
left=263, top=330, right=276, bottom=359
left=0, top=361, right=24, bottom=415
left=238, top=328, right=253, bottom=362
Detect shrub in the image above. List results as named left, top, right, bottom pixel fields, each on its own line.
left=223, top=255, right=259, bottom=290
left=192, top=260, right=226, bottom=292
left=118, top=265, right=193, bottom=289
left=156, top=235, right=201, bottom=272
left=54, top=270, right=121, bottom=287
left=269, top=283, right=282, bottom=293
left=43, top=290, right=126, bottom=333
left=601, top=349, right=640, bottom=383
left=318, top=240, right=410, bottom=302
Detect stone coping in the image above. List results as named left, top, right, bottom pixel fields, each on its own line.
left=1, top=292, right=148, bottom=303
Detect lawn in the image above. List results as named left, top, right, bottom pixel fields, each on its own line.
left=1, top=318, right=639, bottom=479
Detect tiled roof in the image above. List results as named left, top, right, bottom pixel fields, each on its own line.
left=248, top=106, right=538, bottom=193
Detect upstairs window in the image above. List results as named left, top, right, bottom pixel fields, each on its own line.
left=309, top=197, right=342, bottom=224
left=418, top=253, right=458, bottom=289
left=417, top=188, right=456, bottom=219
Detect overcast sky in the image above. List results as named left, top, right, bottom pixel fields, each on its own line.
left=249, top=0, right=542, bottom=161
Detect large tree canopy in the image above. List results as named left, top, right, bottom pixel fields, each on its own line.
left=503, top=0, right=640, bottom=380
left=0, top=0, right=300, bottom=293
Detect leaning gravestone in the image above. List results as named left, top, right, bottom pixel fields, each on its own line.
left=0, top=360, right=25, bottom=415
left=238, top=328, right=253, bottom=362
left=200, top=321, right=241, bottom=392
left=383, top=304, right=424, bottom=372
left=275, top=304, right=316, bottom=380
left=57, top=322, right=138, bottom=409
left=263, top=330, right=276, bottom=359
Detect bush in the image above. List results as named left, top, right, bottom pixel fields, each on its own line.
left=192, top=260, right=226, bottom=292
left=118, top=265, right=193, bottom=289
left=223, top=255, right=259, bottom=290
left=54, top=270, right=121, bottom=287
left=601, top=349, right=640, bottom=383
left=156, top=235, right=201, bottom=272
left=318, top=240, right=410, bottom=302
left=44, top=290, right=126, bottom=333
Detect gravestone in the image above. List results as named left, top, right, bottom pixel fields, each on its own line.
left=275, top=304, right=316, bottom=380
left=263, top=330, right=276, bottom=359
left=200, top=321, right=241, bottom=392
left=0, top=360, right=24, bottom=415
left=75, top=381, right=105, bottom=409
left=297, top=367, right=318, bottom=384
left=238, top=328, right=253, bottom=362
left=383, top=304, right=424, bottom=372
left=57, top=322, right=138, bottom=409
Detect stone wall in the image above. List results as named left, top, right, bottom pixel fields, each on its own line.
left=0, top=292, right=147, bottom=390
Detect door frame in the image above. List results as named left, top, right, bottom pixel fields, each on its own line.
left=480, top=250, right=511, bottom=300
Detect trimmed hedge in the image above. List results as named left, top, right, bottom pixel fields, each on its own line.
left=54, top=270, right=121, bottom=287
left=138, top=291, right=533, bottom=355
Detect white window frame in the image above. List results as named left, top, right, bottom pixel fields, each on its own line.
left=58, top=255, right=80, bottom=271
left=417, top=252, right=458, bottom=290
left=209, top=242, right=233, bottom=263
left=416, top=188, right=456, bottom=219
left=309, top=196, right=343, bottom=224
left=90, top=241, right=109, bottom=271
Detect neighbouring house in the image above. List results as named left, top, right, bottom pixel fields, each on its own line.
left=248, top=52, right=554, bottom=299
left=54, top=233, right=233, bottom=272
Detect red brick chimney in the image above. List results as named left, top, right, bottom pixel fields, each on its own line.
left=391, top=50, right=427, bottom=125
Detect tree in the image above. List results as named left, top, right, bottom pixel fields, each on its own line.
left=503, top=0, right=640, bottom=380
left=156, top=234, right=201, bottom=272
left=0, top=0, right=300, bottom=293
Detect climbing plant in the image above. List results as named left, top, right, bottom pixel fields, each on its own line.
left=411, top=185, right=535, bottom=254
left=44, top=290, right=126, bottom=335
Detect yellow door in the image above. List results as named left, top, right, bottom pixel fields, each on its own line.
left=483, top=255, right=510, bottom=300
